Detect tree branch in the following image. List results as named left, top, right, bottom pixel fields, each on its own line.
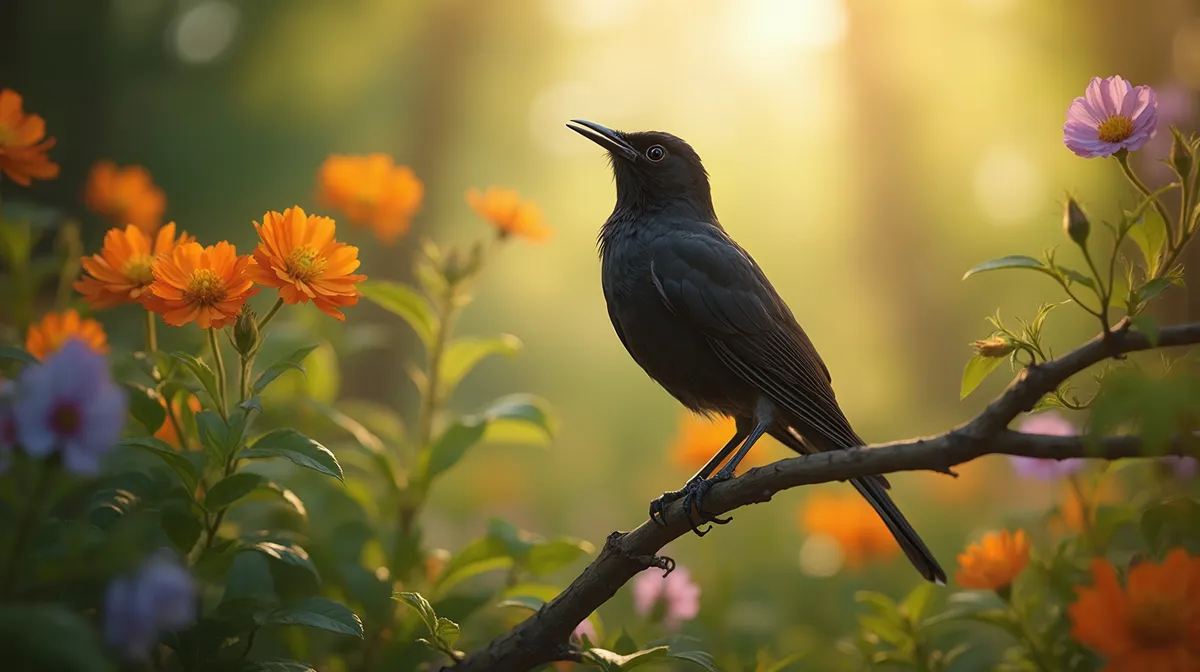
left=441, top=320, right=1200, bottom=672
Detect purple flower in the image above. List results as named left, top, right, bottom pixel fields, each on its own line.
left=1162, top=455, right=1198, bottom=479
left=1064, top=76, right=1157, bottom=158
left=1009, top=412, right=1086, bottom=480
left=12, top=338, right=126, bottom=475
left=632, top=566, right=700, bottom=630
left=104, top=551, right=196, bottom=661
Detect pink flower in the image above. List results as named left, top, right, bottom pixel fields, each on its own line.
left=570, top=618, right=597, bottom=644
left=1162, top=455, right=1198, bottom=479
left=1063, top=76, right=1157, bottom=158
left=632, top=566, right=700, bottom=630
left=1009, top=412, right=1087, bottom=481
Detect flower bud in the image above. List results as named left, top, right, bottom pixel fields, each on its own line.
left=972, top=336, right=1014, bottom=358
left=233, top=306, right=260, bottom=357
left=1063, top=198, right=1090, bottom=247
left=1170, top=127, right=1193, bottom=180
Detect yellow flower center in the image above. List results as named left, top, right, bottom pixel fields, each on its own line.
left=1129, top=594, right=1186, bottom=648
left=1097, top=115, right=1134, bottom=144
left=185, top=269, right=227, bottom=306
left=284, top=247, right=325, bottom=282
left=125, top=254, right=155, bottom=288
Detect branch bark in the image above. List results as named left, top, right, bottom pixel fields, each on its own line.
left=441, top=320, right=1200, bottom=672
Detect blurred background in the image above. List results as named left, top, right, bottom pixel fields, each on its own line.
left=3, top=0, right=1197, bottom=667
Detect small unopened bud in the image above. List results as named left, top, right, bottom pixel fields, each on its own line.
left=1170, top=127, right=1193, bottom=180
left=972, top=336, right=1014, bottom=358
left=1063, top=198, right=1090, bottom=247
left=233, top=307, right=260, bottom=357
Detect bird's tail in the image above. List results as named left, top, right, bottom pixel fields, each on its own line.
left=850, top=477, right=946, bottom=585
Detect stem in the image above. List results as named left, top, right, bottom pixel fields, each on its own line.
left=997, top=592, right=1055, bottom=672
left=1068, top=474, right=1097, bottom=555
left=239, top=354, right=251, bottom=406
left=1117, top=151, right=1177, bottom=250
left=208, top=328, right=228, bottom=420
left=256, top=297, right=285, bottom=331
left=145, top=309, right=159, bottom=354
left=1057, top=280, right=1105, bottom=320
left=1080, top=247, right=1110, bottom=330
left=1, top=461, right=54, bottom=596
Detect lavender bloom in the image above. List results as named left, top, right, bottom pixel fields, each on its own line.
left=1010, top=412, right=1086, bottom=480
left=104, top=551, right=196, bottom=661
left=632, top=566, right=701, bottom=631
left=1162, top=455, right=1198, bottom=480
left=12, top=338, right=126, bottom=475
left=1064, top=76, right=1157, bottom=158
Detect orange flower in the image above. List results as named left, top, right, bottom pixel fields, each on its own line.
left=245, top=206, right=366, bottom=321
left=25, top=310, right=108, bottom=360
left=467, top=187, right=553, bottom=242
left=149, top=241, right=259, bottom=329
left=670, top=412, right=773, bottom=475
left=316, top=154, right=423, bottom=244
left=1069, top=549, right=1200, bottom=671
left=84, top=161, right=167, bottom=235
left=0, top=89, right=59, bottom=186
left=74, top=223, right=193, bottom=310
left=955, top=529, right=1031, bottom=590
left=1055, top=479, right=1124, bottom=534
left=799, top=490, right=899, bottom=569
left=154, top=393, right=202, bottom=449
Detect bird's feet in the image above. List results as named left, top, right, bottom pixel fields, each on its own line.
left=648, top=474, right=734, bottom=537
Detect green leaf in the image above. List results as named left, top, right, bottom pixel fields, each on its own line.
left=239, top=661, right=317, bottom=672
left=1089, top=368, right=1200, bottom=456
left=395, top=591, right=438, bottom=635
left=206, top=472, right=271, bottom=510
left=0, top=345, right=38, bottom=366
left=962, top=255, right=1051, bottom=280
left=435, top=616, right=460, bottom=648
left=758, top=652, right=808, bottom=672
left=262, top=597, right=364, bottom=638
left=858, top=614, right=909, bottom=648
left=525, top=537, right=595, bottom=575
left=196, top=410, right=231, bottom=463
left=1141, top=497, right=1200, bottom=556
left=423, top=394, right=556, bottom=482
left=124, top=383, right=167, bottom=434
left=960, top=353, right=1006, bottom=399
left=194, top=538, right=241, bottom=582
left=306, top=399, right=402, bottom=494
left=582, top=646, right=669, bottom=670
left=246, top=542, right=320, bottom=584
left=360, top=280, right=439, bottom=348
left=612, top=629, right=637, bottom=655
left=1128, top=208, right=1168, bottom=276
left=496, top=595, right=545, bottom=611
left=899, top=582, right=936, bottom=622
left=244, top=429, right=344, bottom=482
left=668, top=651, right=720, bottom=671
left=172, top=351, right=222, bottom=408
left=0, top=604, right=112, bottom=672
left=435, top=536, right=513, bottom=595
left=120, top=437, right=199, bottom=491
left=1135, top=276, right=1180, bottom=305
left=440, top=335, right=522, bottom=394
left=161, top=502, right=204, bottom=554
left=1130, top=315, right=1160, bottom=347
left=1060, top=268, right=1096, bottom=290
left=253, top=345, right=319, bottom=395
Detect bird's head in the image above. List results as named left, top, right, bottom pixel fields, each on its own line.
left=567, top=119, right=713, bottom=213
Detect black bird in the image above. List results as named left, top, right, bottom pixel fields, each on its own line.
left=567, top=119, right=946, bottom=584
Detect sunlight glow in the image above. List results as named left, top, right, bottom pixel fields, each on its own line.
left=735, top=0, right=848, bottom=57
left=799, top=533, right=844, bottom=577
left=973, top=146, right=1044, bottom=225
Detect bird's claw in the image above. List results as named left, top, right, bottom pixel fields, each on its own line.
left=648, top=474, right=733, bottom=537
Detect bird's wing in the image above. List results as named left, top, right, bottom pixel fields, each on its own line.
left=648, top=231, right=863, bottom=449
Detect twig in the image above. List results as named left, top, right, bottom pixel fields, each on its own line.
left=438, top=320, right=1200, bottom=672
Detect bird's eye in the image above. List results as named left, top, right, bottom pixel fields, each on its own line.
left=646, top=145, right=666, bottom=162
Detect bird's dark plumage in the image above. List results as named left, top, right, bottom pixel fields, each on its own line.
left=568, top=120, right=945, bottom=584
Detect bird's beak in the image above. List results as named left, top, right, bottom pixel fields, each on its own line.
left=566, top=119, right=638, bottom=161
